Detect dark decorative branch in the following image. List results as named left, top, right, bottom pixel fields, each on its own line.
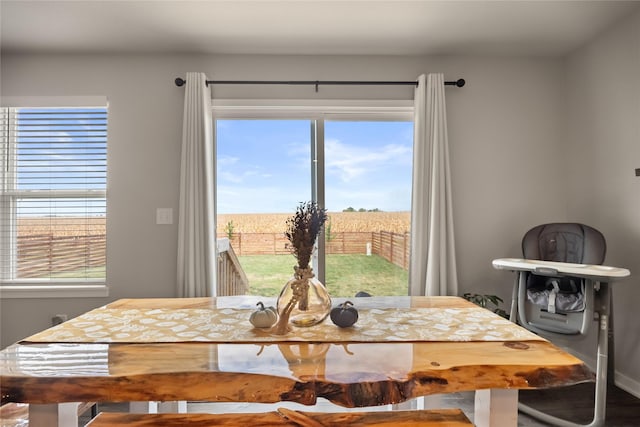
left=285, top=201, right=328, bottom=269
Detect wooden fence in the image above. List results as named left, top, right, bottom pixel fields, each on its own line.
left=218, top=231, right=410, bottom=270
left=16, top=234, right=247, bottom=296
left=17, top=234, right=106, bottom=278
left=373, top=231, right=410, bottom=270
left=15, top=230, right=409, bottom=285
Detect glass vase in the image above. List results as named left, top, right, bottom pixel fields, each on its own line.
left=277, top=266, right=331, bottom=327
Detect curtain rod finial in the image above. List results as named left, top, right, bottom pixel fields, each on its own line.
left=456, top=79, right=465, bottom=87
left=175, top=77, right=186, bottom=87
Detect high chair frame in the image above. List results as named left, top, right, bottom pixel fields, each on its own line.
left=493, top=223, right=630, bottom=427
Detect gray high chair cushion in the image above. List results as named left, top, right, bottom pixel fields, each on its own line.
left=522, top=223, right=606, bottom=313
left=522, top=223, right=606, bottom=265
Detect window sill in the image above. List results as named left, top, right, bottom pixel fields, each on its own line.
left=0, top=283, right=109, bottom=299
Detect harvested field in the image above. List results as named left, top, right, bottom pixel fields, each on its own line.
left=218, top=211, right=410, bottom=234
left=17, top=217, right=106, bottom=237
left=17, top=212, right=408, bottom=237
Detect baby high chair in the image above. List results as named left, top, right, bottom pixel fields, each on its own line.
left=493, top=223, right=630, bottom=427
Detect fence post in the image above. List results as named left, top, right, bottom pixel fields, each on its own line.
left=48, top=234, right=54, bottom=275
left=86, top=235, right=90, bottom=270
left=405, top=231, right=410, bottom=269
left=390, top=231, right=394, bottom=266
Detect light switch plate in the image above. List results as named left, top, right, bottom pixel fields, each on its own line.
left=156, top=208, right=173, bottom=225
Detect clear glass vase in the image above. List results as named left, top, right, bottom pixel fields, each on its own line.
left=276, top=266, right=331, bottom=327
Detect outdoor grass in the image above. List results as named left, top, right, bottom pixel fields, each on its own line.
left=50, top=267, right=106, bottom=279
left=239, top=254, right=408, bottom=297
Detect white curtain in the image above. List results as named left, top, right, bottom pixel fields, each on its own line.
left=177, top=72, right=217, bottom=297
left=409, top=73, right=458, bottom=296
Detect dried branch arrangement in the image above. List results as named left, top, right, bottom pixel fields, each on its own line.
left=285, top=201, right=328, bottom=269
left=271, top=201, right=328, bottom=335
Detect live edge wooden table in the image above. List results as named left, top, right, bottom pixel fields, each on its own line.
left=0, top=296, right=593, bottom=427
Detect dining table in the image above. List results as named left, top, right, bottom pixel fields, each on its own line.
left=0, top=295, right=593, bottom=427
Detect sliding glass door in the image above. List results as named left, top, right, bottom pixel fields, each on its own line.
left=215, top=105, right=413, bottom=297
left=216, top=119, right=311, bottom=296
left=323, top=120, right=412, bottom=296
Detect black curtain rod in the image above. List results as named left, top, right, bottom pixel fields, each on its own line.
left=174, top=77, right=465, bottom=91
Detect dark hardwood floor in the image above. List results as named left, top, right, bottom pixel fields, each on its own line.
left=442, top=383, right=640, bottom=426
left=517, top=383, right=640, bottom=427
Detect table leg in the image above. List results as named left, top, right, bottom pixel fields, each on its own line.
left=392, top=399, right=417, bottom=410
left=392, top=395, right=443, bottom=411
left=422, top=394, right=444, bottom=409
left=29, top=402, right=79, bottom=427
left=129, top=401, right=159, bottom=413
left=129, top=401, right=187, bottom=413
left=474, top=389, right=518, bottom=427
left=158, top=401, right=188, bottom=413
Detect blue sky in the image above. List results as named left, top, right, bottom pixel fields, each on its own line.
left=216, top=119, right=413, bottom=214
left=14, top=108, right=107, bottom=217
left=13, top=112, right=411, bottom=217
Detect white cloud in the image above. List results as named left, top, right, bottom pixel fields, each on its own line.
left=218, top=155, right=239, bottom=166
left=219, top=167, right=271, bottom=184
left=325, top=138, right=412, bottom=182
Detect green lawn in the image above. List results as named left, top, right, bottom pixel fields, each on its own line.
left=238, top=254, right=408, bottom=297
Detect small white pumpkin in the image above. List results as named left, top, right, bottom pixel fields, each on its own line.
left=250, top=301, right=278, bottom=328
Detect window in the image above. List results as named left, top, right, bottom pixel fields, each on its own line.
left=0, top=105, right=108, bottom=297
left=214, top=100, right=413, bottom=297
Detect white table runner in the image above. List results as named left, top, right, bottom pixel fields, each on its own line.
left=23, top=305, right=544, bottom=343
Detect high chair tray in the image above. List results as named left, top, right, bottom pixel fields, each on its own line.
left=492, top=258, right=630, bottom=280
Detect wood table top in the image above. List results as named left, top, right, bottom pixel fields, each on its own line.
left=0, top=296, right=593, bottom=408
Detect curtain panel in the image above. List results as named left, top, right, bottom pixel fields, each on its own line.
left=177, top=72, right=217, bottom=297
left=409, top=73, right=459, bottom=296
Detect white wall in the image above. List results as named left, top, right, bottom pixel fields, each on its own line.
left=564, top=8, right=640, bottom=394
left=6, top=47, right=637, bottom=392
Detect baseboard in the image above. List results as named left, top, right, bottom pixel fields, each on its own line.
left=568, top=348, right=640, bottom=399
left=614, top=371, right=640, bottom=399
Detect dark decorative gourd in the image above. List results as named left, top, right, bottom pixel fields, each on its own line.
left=330, top=301, right=359, bottom=328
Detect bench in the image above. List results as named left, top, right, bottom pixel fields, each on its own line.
left=0, top=402, right=28, bottom=427
left=86, top=408, right=473, bottom=426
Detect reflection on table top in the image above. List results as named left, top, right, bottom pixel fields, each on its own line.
left=0, top=296, right=593, bottom=408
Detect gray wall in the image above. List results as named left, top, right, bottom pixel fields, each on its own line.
left=564, top=9, right=640, bottom=394
left=1, top=11, right=638, bottom=395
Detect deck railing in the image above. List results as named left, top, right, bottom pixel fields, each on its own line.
left=216, top=238, right=249, bottom=296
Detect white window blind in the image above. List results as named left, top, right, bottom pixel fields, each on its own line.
left=0, top=107, right=107, bottom=285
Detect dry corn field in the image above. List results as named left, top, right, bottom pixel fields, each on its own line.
left=218, top=211, right=410, bottom=234
left=18, top=217, right=106, bottom=237
left=16, top=212, right=408, bottom=236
